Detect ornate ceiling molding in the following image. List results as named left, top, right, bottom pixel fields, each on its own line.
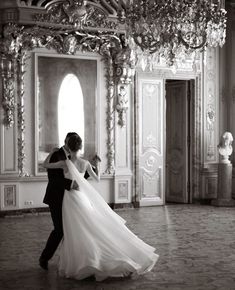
left=0, top=1, right=120, bottom=32
left=33, top=1, right=118, bottom=31
left=18, top=0, right=118, bottom=14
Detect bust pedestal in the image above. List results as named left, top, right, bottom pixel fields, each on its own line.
left=211, top=163, right=235, bottom=207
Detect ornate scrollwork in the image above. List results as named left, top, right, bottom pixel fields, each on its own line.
left=63, top=0, right=87, bottom=28
left=99, top=38, right=121, bottom=174
left=114, top=41, right=135, bottom=127
left=17, top=52, right=30, bottom=177
left=116, top=85, right=128, bottom=127
left=62, top=34, right=78, bottom=54
left=0, top=57, right=16, bottom=128
left=0, top=24, right=21, bottom=128
left=33, top=0, right=118, bottom=31
left=0, top=21, right=126, bottom=175
left=114, top=41, right=136, bottom=85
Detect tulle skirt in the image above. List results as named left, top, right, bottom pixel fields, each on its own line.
left=58, top=188, right=158, bottom=281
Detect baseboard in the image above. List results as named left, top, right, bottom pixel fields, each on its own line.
left=0, top=207, right=50, bottom=218
left=113, top=202, right=139, bottom=209
left=192, top=198, right=214, bottom=205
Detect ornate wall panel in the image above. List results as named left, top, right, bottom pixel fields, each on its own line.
left=114, top=83, right=132, bottom=204
left=0, top=183, right=18, bottom=210
left=191, top=76, right=202, bottom=200
left=137, top=77, right=164, bottom=206
left=114, top=177, right=131, bottom=203
left=201, top=172, right=218, bottom=199
left=0, top=22, right=128, bottom=176
left=118, top=181, right=129, bottom=200
left=205, top=177, right=217, bottom=199
left=115, top=84, right=132, bottom=171
left=0, top=124, right=18, bottom=174
left=203, top=48, right=219, bottom=163
left=116, top=126, right=128, bottom=168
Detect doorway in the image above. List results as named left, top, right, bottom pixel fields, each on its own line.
left=165, top=79, right=193, bottom=204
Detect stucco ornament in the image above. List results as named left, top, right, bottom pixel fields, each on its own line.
left=116, top=85, right=128, bottom=127
left=218, top=132, right=233, bottom=164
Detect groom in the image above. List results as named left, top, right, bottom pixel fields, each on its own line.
left=39, top=132, right=81, bottom=270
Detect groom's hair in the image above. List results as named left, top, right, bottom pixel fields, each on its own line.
left=68, top=134, right=82, bottom=152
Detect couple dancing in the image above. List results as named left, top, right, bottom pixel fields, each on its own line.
left=39, top=132, right=158, bottom=281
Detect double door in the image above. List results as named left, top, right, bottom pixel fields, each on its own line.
left=136, top=77, right=193, bottom=205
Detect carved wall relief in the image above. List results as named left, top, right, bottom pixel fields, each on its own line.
left=0, top=57, right=16, bottom=128
left=118, top=181, right=129, bottom=200
left=206, top=91, right=216, bottom=160
left=116, top=85, right=129, bottom=127
left=0, top=184, right=18, bottom=210
left=114, top=43, right=135, bottom=128
left=137, top=78, right=164, bottom=205
left=205, top=48, right=218, bottom=162
left=0, top=20, right=126, bottom=175
left=17, top=52, right=29, bottom=177
left=33, top=0, right=118, bottom=30
left=99, top=41, right=116, bottom=174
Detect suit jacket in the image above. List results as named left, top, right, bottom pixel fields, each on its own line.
left=43, top=147, right=92, bottom=206
left=43, top=147, right=72, bottom=206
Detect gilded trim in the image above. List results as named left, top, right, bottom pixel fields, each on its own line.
left=0, top=23, right=124, bottom=175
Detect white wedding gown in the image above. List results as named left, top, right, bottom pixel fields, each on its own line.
left=58, top=160, right=159, bottom=281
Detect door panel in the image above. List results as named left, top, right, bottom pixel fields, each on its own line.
left=166, top=80, right=188, bottom=203
left=138, top=78, right=164, bottom=206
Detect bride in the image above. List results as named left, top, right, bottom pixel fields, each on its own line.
left=43, top=134, right=159, bottom=281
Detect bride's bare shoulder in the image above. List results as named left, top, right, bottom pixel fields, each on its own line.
left=75, top=157, right=88, bottom=171
left=77, top=157, right=88, bottom=164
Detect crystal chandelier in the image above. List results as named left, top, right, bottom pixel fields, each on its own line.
left=117, top=0, right=227, bottom=67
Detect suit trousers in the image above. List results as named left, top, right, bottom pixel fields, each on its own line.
left=40, top=202, right=63, bottom=261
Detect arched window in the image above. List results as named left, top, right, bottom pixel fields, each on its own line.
left=58, top=74, right=84, bottom=154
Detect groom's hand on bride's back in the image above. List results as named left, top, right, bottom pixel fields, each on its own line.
left=71, top=180, right=79, bottom=191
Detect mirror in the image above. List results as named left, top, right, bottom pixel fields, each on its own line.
left=35, top=53, right=99, bottom=174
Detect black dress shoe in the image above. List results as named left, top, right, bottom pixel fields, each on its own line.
left=39, top=257, right=48, bottom=270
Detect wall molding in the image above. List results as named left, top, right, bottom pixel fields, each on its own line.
left=0, top=183, right=19, bottom=210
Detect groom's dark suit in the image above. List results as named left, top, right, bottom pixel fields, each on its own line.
left=43, top=147, right=72, bottom=206
left=40, top=147, right=72, bottom=263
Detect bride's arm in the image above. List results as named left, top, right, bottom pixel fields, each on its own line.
left=86, top=161, right=100, bottom=182
left=43, top=149, right=79, bottom=191
left=43, top=150, right=66, bottom=170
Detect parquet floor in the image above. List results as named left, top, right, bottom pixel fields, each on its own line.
left=0, top=205, right=235, bottom=290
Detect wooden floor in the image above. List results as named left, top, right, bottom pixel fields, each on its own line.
left=0, top=204, right=235, bottom=290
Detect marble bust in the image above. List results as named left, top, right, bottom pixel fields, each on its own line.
left=218, top=132, right=233, bottom=164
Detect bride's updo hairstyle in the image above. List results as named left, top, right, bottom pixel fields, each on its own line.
left=68, top=134, right=82, bottom=152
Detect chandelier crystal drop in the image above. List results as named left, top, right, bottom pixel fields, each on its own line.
left=117, top=0, right=227, bottom=67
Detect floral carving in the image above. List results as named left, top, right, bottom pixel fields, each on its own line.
left=116, top=85, right=128, bottom=127
left=33, top=0, right=118, bottom=30
left=0, top=66, right=15, bottom=128
left=0, top=22, right=126, bottom=175
left=114, top=40, right=135, bottom=127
